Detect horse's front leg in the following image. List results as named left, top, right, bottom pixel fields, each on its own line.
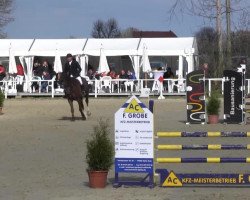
left=78, top=99, right=86, bottom=120
left=68, top=99, right=75, bottom=121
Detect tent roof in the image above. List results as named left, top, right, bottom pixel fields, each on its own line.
left=83, top=38, right=140, bottom=56
left=0, top=39, right=34, bottom=57
left=0, top=37, right=197, bottom=57
left=138, top=37, right=196, bottom=56
left=29, top=39, right=87, bottom=56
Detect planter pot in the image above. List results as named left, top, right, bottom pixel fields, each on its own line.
left=208, top=115, right=219, bottom=124
left=88, top=170, right=108, bottom=188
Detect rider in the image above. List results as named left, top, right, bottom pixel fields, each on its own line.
left=64, top=53, right=82, bottom=84
left=63, top=53, right=87, bottom=97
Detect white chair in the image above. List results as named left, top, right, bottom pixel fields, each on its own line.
left=46, top=76, right=56, bottom=93
left=99, top=76, right=112, bottom=93
left=15, top=75, right=24, bottom=85
left=30, top=76, right=41, bottom=93
left=171, top=80, right=186, bottom=93
left=124, top=80, right=135, bottom=92
left=7, top=76, right=17, bottom=93
left=82, top=76, right=92, bottom=84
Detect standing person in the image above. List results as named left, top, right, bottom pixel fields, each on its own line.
left=16, top=64, right=25, bottom=92
left=201, top=63, right=209, bottom=77
left=0, top=64, right=6, bottom=81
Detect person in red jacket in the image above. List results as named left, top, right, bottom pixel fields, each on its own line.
left=16, top=64, right=24, bottom=76
left=16, top=64, right=24, bottom=91
left=0, top=64, right=6, bottom=81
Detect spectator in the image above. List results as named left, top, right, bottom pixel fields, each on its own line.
left=33, top=60, right=43, bottom=77
left=16, top=64, right=25, bottom=92
left=127, top=70, right=136, bottom=80
left=41, top=71, right=51, bottom=92
left=0, top=64, right=6, bottom=81
left=108, top=70, right=117, bottom=79
left=163, top=67, right=174, bottom=91
left=87, top=69, right=95, bottom=80
left=201, top=63, right=209, bottom=77
left=42, top=60, right=55, bottom=79
left=118, top=70, right=128, bottom=79
left=32, top=61, right=42, bottom=92
left=163, top=67, right=174, bottom=79
left=118, top=70, right=128, bottom=91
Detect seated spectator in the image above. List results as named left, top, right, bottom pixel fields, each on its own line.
left=41, top=71, right=51, bottom=92
left=118, top=70, right=128, bottom=91
left=124, top=70, right=137, bottom=92
left=127, top=70, right=136, bottom=80
left=87, top=69, right=95, bottom=80
left=33, top=60, right=43, bottom=77
left=107, top=70, right=117, bottom=79
left=118, top=70, right=128, bottom=79
left=42, top=60, right=56, bottom=79
left=107, top=70, right=118, bottom=91
left=32, top=61, right=43, bottom=92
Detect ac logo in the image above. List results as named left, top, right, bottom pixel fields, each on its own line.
left=162, top=171, right=182, bottom=187
left=124, top=98, right=144, bottom=113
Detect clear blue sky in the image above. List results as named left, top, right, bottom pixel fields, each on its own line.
left=4, top=0, right=250, bottom=39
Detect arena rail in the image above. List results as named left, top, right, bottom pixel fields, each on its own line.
left=1, top=78, right=250, bottom=98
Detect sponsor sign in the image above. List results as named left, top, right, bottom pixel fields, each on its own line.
left=156, top=169, right=250, bottom=187
left=115, top=96, right=154, bottom=173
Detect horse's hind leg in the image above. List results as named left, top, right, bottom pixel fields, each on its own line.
left=78, top=99, right=86, bottom=120
left=68, top=99, right=75, bottom=121
left=84, top=86, right=91, bottom=116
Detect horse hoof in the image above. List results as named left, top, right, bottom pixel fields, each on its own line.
left=82, top=116, right=86, bottom=121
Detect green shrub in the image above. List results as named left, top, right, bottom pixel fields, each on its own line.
left=0, top=89, right=4, bottom=107
left=86, top=118, right=114, bottom=171
left=207, top=92, right=221, bottom=115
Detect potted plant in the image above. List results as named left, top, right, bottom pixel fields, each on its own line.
left=0, top=89, right=4, bottom=115
left=86, top=118, right=114, bottom=188
left=206, top=92, right=221, bottom=124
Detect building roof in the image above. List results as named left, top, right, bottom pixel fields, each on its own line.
left=132, top=31, right=177, bottom=38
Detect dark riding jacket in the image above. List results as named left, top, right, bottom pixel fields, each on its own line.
left=64, top=60, right=81, bottom=78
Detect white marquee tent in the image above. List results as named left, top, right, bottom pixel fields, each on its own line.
left=0, top=37, right=198, bottom=79
left=0, top=39, right=34, bottom=57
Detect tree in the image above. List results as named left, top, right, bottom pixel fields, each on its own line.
left=91, top=18, right=121, bottom=38
left=195, top=27, right=218, bottom=77
left=0, top=0, right=13, bottom=38
left=120, top=27, right=139, bottom=38
left=169, top=0, right=249, bottom=76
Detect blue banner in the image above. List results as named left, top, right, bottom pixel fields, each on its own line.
left=156, top=169, right=250, bottom=187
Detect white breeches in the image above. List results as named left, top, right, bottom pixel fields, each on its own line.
left=76, top=76, right=82, bottom=85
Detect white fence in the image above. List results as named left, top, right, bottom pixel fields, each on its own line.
left=1, top=77, right=250, bottom=98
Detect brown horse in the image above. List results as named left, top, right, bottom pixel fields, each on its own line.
left=59, top=73, right=90, bottom=121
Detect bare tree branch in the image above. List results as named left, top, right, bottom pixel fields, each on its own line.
left=91, top=18, right=121, bottom=38
left=0, top=0, right=13, bottom=38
